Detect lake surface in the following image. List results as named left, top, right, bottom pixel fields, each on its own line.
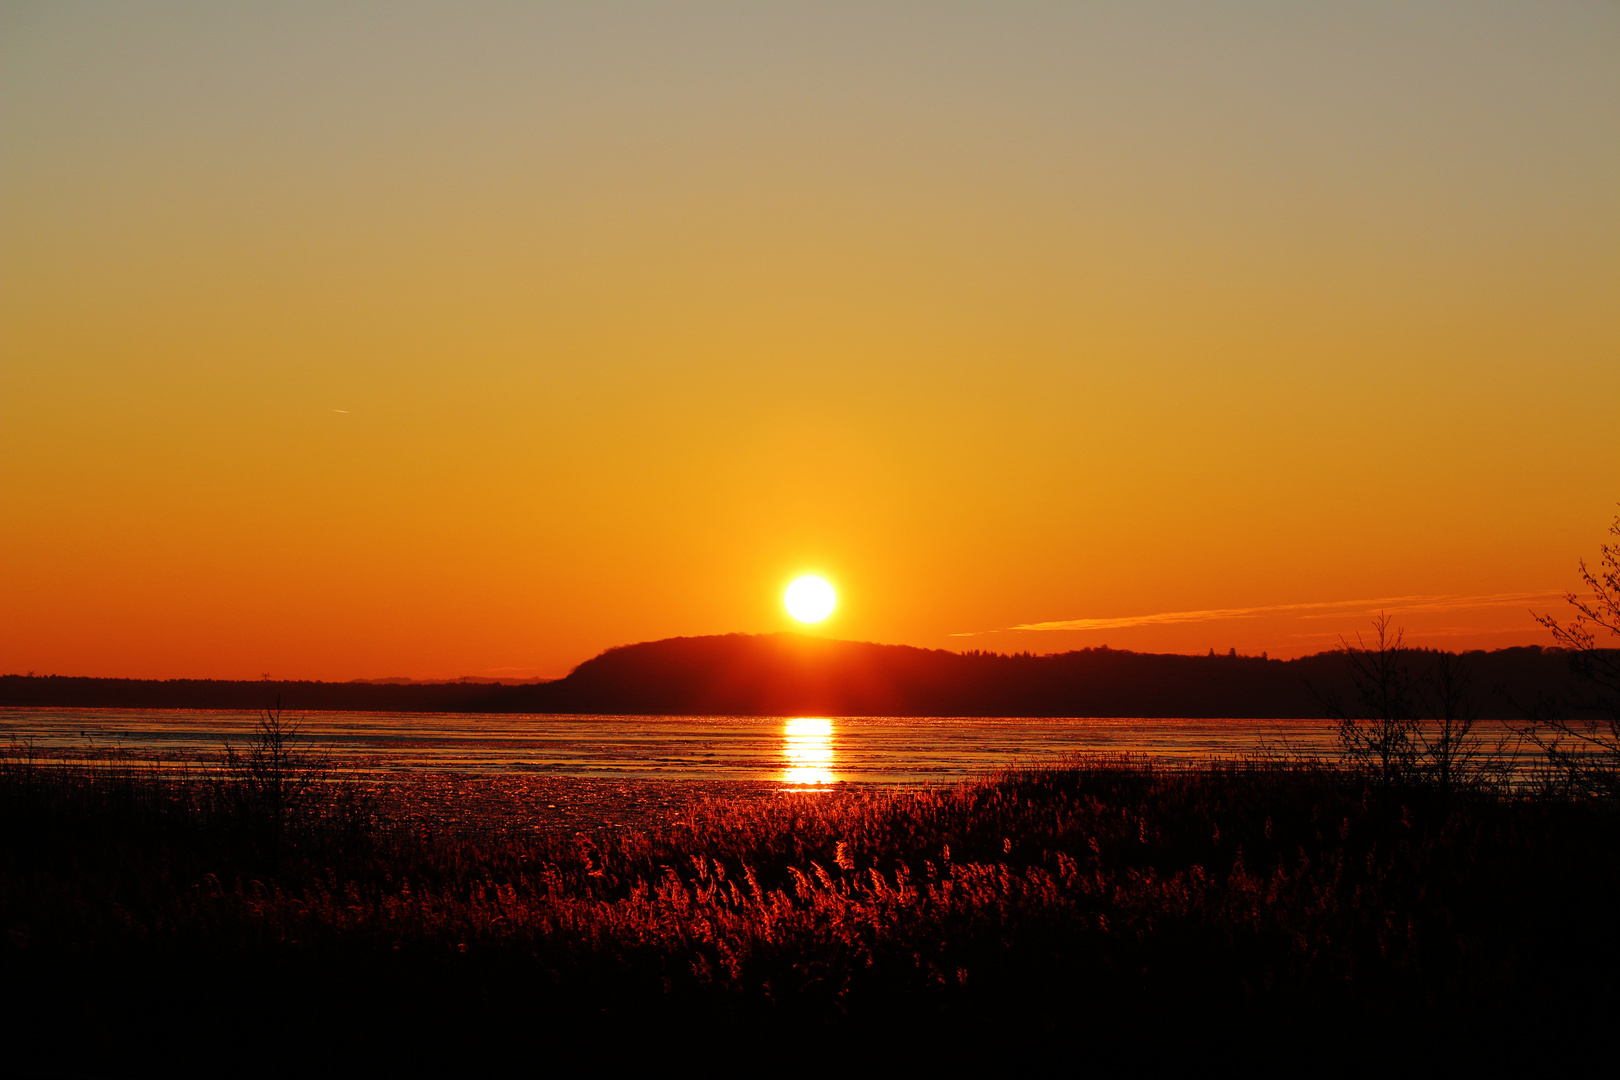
left=0, top=707, right=1473, bottom=785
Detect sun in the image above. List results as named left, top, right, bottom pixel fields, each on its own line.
left=784, top=575, right=837, bottom=623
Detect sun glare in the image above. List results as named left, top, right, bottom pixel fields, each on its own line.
left=783, top=717, right=835, bottom=785
left=784, top=575, right=836, bottom=623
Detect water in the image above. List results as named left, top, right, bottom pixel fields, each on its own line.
left=0, top=707, right=1413, bottom=785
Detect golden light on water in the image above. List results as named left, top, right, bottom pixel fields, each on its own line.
left=783, top=717, right=835, bottom=785
left=784, top=576, right=837, bottom=623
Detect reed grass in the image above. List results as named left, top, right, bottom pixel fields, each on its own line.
left=3, top=748, right=1617, bottom=1072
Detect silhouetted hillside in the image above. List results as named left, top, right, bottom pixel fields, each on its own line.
left=3, top=634, right=1600, bottom=718
left=502, top=634, right=1593, bottom=718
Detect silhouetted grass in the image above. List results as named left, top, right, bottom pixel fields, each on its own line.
left=3, top=749, right=1617, bottom=1073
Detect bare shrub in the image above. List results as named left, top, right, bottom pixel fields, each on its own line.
left=1316, top=613, right=1498, bottom=794
left=1413, top=648, right=1508, bottom=797
left=1524, top=511, right=1620, bottom=799
left=214, top=701, right=333, bottom=837
left=1319, top=612, right=1419, bottom=786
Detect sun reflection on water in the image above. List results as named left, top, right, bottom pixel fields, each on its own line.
left=783, top=717, right=836, bottom=785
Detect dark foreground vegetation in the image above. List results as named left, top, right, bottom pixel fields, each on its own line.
left=4, top=745, right=1617, bottom=1073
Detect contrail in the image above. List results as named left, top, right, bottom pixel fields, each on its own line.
left=951, top=591, right=1568, bottom=636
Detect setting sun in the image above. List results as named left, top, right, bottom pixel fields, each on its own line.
left=784, top=576, right=837, bottom=623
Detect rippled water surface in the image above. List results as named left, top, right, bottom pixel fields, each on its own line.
left=0, top=708, right=1412, bottom=784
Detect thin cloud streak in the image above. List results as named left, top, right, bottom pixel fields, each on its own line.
left=1294, top=592, right=1569, bottom=619
left=953, top=592, right=1569, bottom=637
left=1289, top=623, right=1556, bottom=642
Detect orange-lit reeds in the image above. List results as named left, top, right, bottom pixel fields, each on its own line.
left=3, top=748, right=1617, bottom=1071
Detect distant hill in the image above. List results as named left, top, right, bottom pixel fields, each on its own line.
left=0, top=633, right=1600, bottom=718
left=498, top=634, right=1592, bottom=718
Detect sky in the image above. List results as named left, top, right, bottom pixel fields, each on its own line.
left=2, top=2, right=1617, bottom=680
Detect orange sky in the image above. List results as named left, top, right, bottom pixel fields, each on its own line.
left=3, top=3, right=1617, bottom=680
